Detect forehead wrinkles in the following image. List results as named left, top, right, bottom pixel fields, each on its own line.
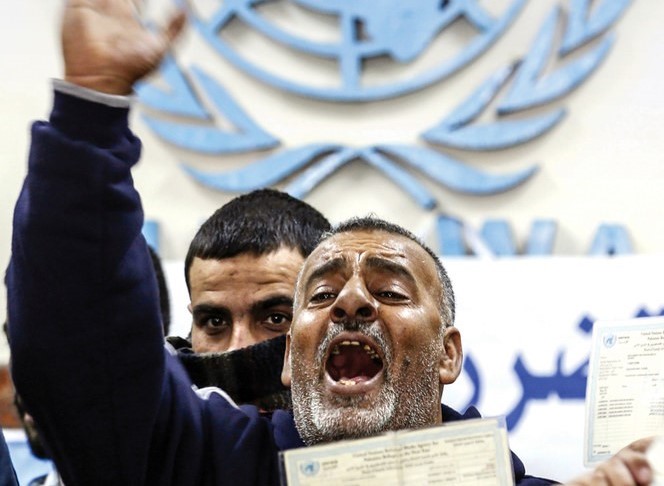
left=300, top=252, right=405, bottom=297
left=303, top=233, right=411, bottom=278
left=295, top=231, right=442, bottom=308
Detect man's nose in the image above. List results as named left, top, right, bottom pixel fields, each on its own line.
left=226, top=320, right=257, bottom=352
left=331, top=278, right=377, bottom=323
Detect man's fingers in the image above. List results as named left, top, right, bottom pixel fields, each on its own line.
left=597, top=447, right=652, bottom=486
left=164, top=9, right=187, bottom=44
left=590, top=451, right=650, bottom=486
left=626, top=437, right=655, bottom=454
left=620, top=438, right=654, bottom=485
left=619, top=448, right=652, bottom=485
left=597, top=456, right=635, bottom=485
left=151, top=9, right=186, bottom=61
left=61, top=0, right=186, bottom=93
left=564, top=437, right=656, bottom=486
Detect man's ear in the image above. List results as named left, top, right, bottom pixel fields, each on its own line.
left=186, top=304, right=194, bottom=338
left=439, top=326, right=462, bottom=385
left=281, top=333, right=292, bottom=388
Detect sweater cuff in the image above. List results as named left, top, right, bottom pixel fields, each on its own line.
left=53, top=79, right=133, bottom=109
left=49, top=80, right=134, bottom=147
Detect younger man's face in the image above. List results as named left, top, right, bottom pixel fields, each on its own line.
left=187, top=246, right=304, bottom=353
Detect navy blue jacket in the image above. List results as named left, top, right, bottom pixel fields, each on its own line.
left=1, top=429, right=19, bottom=486
left=7, top=89, right=556, bottom=485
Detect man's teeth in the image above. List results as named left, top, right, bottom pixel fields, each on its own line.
left=339, top=379, right=355, bottom=386
left=330, top=340, right=381, bottom=361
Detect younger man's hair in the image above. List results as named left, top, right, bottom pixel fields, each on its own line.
left=184, top=189, right=330, bottom=292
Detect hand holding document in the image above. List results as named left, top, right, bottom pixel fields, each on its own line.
left=280, top=417, right=513, bottom=485
left=584, top=316, right=664, bottom=466
left=648, top=436, right=664, bottom=486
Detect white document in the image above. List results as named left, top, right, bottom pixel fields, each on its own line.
left=584, top=316, right=664, bottom=465
left=279, top=417, right=513, bottom=485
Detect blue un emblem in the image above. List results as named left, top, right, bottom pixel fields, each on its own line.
left=602, top=333, right=617, bottom=349
left=137, top=0, right=632, bottom=211
left=299, top=460, right=320, bottom=477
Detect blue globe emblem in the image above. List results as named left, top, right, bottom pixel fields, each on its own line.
left=138, top=0, right=631, bottom=216
left=602, top=334, right=617, bottom=349
left=299, top=460, right=320, bottom=477
left=190, top=0, right=525, bottom=101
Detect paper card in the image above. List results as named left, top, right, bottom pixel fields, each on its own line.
left=584, top=316, right=664, bottom=465
left=279, top=417, right=513, bottom=485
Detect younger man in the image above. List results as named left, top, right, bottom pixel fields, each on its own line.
left=172, top=189, right=330, bottom=411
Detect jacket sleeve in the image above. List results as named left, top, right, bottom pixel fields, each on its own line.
left=7, top=88, right=182, bottom=484
left=7, top=87, right=171, bottom=484
left=7, top=88, right=281, bottom=486
left=0, top=429, right=19, bottom=486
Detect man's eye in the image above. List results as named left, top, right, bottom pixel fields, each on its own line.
left=201, top=316, right=228, bottom=329
left=311, top=292, right=336, bottom=302
left=263, top=313, right=292, bottom=330
left=377, top=290, right=406, bottom=300
left=267, top=313, right=290, bottom=325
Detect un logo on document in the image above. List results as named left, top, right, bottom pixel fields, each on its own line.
left=299, top=460, right=320, bottom=477
left=137, top=0, right=632, bottom=206
left=602, top=333, right=617, bottom=349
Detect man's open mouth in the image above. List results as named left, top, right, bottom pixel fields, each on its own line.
left=325, top=336, right=384, bottom=386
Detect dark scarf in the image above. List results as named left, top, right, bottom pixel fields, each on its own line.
left=167, top=335, right=292, bottom=412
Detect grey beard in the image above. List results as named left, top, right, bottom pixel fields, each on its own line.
left=292, top=378, right=398, bottom=445
left=290, top=321, right=442, bottom=446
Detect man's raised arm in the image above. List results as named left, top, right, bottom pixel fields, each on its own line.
left=7, top=1, right=185, bottom=484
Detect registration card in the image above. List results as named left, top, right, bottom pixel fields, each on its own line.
left=279, top=417, right=513, bottom=485
left=584, top=316, right=664, bottom=465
